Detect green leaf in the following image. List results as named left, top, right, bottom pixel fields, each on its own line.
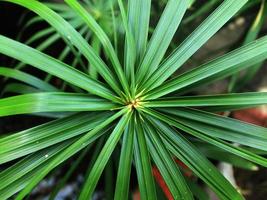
left=79, top=111, right=131, bottom=200
left=0, top=156, right=57, bottom=200
left=183, top=0, right=220, bottom=24
left=114, top=115, right=135, bottom=200
left=4, top=0, right=124, bottom=98
left=25, top=27, right=56, bottom=46
left=0, top=140, right=73, bottom=191
left=23, top=15, right=43, bottom=29
left=230, top=0, right=267, bottom=91
left=65, top=0, right=130, bottom=95
left=0, top=35, right=121, bottom=103
left=82, top=136, right=106, bottom=185
left=0, top=67, right=58, bottom=92
left=127, top=0, right=151, bottom=64
left=2, top=138, right=88, bottom=200
left=145, top=92, right=267, bottom=107
left=2, top=83, right=40, bottom=95
left=194, top=140, right=259, bottom=170
left=110, top=1, right=118, bottom=54
left=25, top=25, right=88, bottom=72
left=29, top=25, right=89, bottom=73
left=159, top=107, right=267, bottom=151
left=0, top=112, right=111, bottom=163
left=136, top=0, right=189, bottom=84
left=145, top=35, right=267, bottom=99
left=48, top=143, right=92, bottom=200
left=104, top=159, right=114, bottom=200
left=243, top=1, right=267, bottom=47
left=141, top=0, right=249, bottom=92
left=144, top=119, right=193, bottom=200
left=185, top=178, right=209, bottom=200
left=45, top=2, right=70, bottom=11
left=184, top=123, right=267, bottom=168
left=90, top=36, right=100, bottom=79
left=44, top=46, right=71, bottom=82
left=15, top=23, right=86, bottom=73
left=116, top=0, right=136, bottom=94
left=178, top=117, right=267, bottom=153
left=202, top=105, right=265, bottom=112
left=0, top=92, right=119, bottom=117
left=134, top=115, right=157, bottom=200
left=237, top=0, right=261, bottom=15
left=145, top=108, right=267, bottom=168
left=15, top=108, right=127, bottom=200
left=146, top=115, right=244, bottom=200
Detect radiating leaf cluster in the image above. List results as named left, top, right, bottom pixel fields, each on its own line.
left=0, top=0, right=267, bottom=199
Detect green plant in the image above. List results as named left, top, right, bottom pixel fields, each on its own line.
left=229, top=0, right=267, bottom=92
left=1, top=0, right=267, bottom=199
left=5, top=0, right=119, bottom=91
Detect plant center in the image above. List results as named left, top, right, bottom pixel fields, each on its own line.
left=128, top=98, right=141, bottom=110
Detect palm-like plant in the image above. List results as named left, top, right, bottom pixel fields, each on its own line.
left=1, top=0, right=267, bottom=199
left=5, top=0, right=119, bottom=90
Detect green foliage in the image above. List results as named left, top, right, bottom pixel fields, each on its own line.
left=0, top=0, right=267, bottom=199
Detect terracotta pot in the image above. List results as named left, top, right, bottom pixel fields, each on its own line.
left=233, top=106, right=267, bottom=127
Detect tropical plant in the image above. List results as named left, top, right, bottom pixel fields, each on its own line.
left=3, top=0, right=119, bottom=93
left=1, top=0, right=267, bottom=200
